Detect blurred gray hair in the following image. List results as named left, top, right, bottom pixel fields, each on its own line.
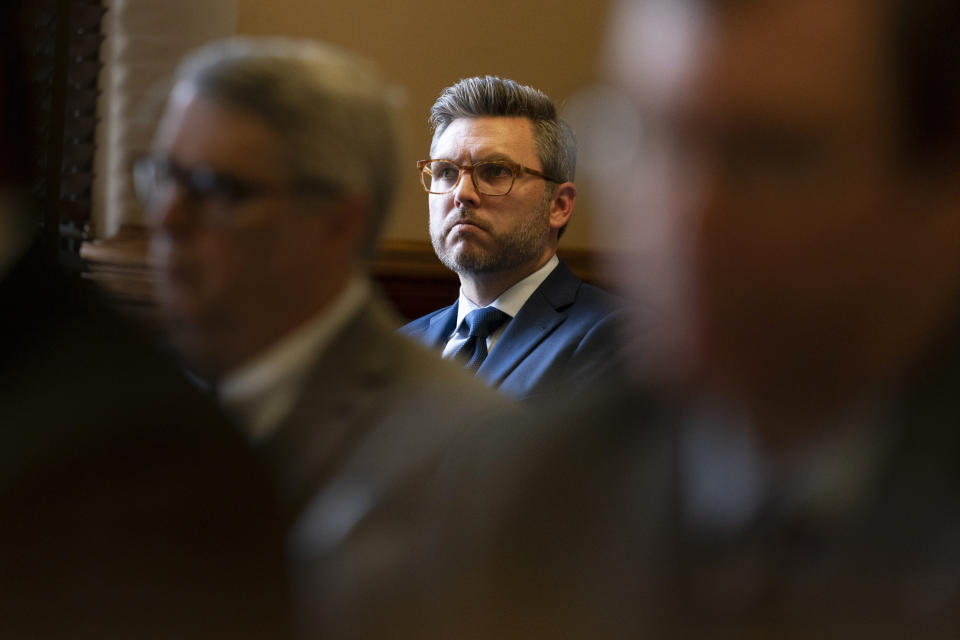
left=172, top=37, right=399, bottom=256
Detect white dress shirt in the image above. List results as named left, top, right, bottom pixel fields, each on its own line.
left=442, top=254, right=559, bottom=359
left=218, top=275, right=370, bottom=442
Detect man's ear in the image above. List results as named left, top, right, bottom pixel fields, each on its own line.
left=549, top=182, right=576, bottom=232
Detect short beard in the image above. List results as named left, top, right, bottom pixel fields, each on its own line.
left=430, top=192, right=552, bottom=276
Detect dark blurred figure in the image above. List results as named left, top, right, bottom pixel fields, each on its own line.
left=394, top=0, right=960, bottom=637
left=590, top=0, right=960, bottom=635
left=0, top=6, right=289, bottom=639
left=596, top=0, right=960, bottom=451
left=140, top=38, right=510, bottom=636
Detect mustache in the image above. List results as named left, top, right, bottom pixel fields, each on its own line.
left=444, top=207, right=490, bottom=235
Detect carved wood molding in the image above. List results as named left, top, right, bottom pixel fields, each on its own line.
left=19, top=0, right=106, bottom=265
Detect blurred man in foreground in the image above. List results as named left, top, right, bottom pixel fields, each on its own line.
left=604, top=2, right=960, bottom=632
left=142, top=37, right=509, bottom=635
left=401, top=0, right=960, bottom=637
left=599, top=0, right=960, bottom=449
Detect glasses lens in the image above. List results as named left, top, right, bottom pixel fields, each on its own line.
left=474, top=162, right=515, bottom=195
left=134, top=154, right=261, bottom=208
left=186, top=167, right=251, bottom=204
left=424, top=161, right=460, bottom=193
left=133, top=155, right=166, bottom=206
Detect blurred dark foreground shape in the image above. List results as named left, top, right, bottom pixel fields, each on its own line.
left=0, top=4, right=290, bottom=638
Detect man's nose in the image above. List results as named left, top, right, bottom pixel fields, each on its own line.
left=452, top=167, right=481, bottom=208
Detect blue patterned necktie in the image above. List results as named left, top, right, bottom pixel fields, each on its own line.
left=452, top=307, right=511, bottom=373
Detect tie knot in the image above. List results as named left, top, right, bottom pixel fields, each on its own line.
left=463, top=307, right=510, bottom=339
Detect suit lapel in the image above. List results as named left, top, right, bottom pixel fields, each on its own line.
left=279, top=293, right=487, bottom=554
left=262, top=296, right=398, bottom=519
left=423, top=303, right=459, bottom=350
left=477, top=260, right=582, bottom=386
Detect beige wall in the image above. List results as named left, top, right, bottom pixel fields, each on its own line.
left=236, top=0, right=612, bottom=250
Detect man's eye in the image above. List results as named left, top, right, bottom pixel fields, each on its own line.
left=433, top=164, right=460, bottom=181
left=189, top=170, right=246, bottom=203
left=211, top=179, right=248, bottom=203
left=719, top=131, right=827, bottom=186
left=479, top=163, right=513, bottom=180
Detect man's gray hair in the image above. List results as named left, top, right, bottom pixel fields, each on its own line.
left=429, top=76, right=577, bottom=184
left=173, top=37, right=399, bottom=255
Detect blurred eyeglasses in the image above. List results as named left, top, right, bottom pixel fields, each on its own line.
left=417, top=158, right=561, bottom=196
left=133, top=153, right=339, bottom=214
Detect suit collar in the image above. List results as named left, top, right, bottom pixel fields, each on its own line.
left=469, top=254, right=560, bottom=321
left=533, top=259, right=581, bottom=310
left=261, top=294, right=400, bottom=519
left=219, top=276, right=370, bottom=441
left=477, top=260, right=582, bottom=385
left=424, top=302, right=459, bottom=348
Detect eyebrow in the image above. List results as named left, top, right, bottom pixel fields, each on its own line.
left=435, top=153, right=518, bottom=164
left=480, top=153, right=516, bottom=163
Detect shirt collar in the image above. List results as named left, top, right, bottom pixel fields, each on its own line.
left=455, top=254, right=559, bottom=329
left=218, top=274, right=370, bottom=440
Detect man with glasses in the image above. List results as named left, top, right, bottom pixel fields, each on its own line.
left=401, top=76, right=623, bottom=402
left=140, top=38, right=508, bottom=635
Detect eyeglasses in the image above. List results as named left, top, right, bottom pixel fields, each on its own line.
left=417, top=158, right=562, bottom=196
left=132, top=153, right=340, bottom=215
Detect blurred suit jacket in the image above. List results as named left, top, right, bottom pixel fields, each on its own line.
left=390, top=333, right=960, bottom=639
left=254, top=291, right=514, bottom=636
left=400, top=260, right=623, bottom=402
left=0, top=242, right=290, bottom=639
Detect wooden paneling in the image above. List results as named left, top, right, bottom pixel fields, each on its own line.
left=81, top=226, right=607, bottom=325
left=19, top=0, right=106, bottom=266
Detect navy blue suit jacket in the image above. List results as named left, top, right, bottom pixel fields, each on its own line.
left=399, top=260, right=623, bottom=402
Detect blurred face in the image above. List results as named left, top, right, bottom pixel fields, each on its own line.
left=147, top=90, right=343, bottom=376
left=428, top=117, right=556, bottom=277
left=597, top=0, right=960, bottom=414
